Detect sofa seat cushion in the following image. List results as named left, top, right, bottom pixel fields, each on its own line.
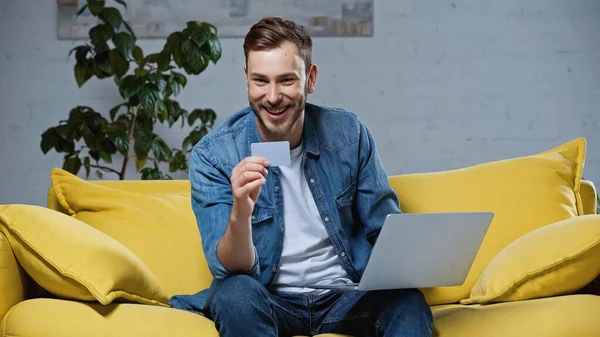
left=431, top=294, right=600, bottom=337
left=0, top=298, right=218, bottom=337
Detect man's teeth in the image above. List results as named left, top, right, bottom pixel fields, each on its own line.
left=266, top=107, right=286, bottom=114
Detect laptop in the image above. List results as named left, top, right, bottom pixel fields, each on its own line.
left=305, top=212, right=494, bottom=291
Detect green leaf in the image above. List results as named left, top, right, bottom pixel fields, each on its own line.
left=184, top=127, right=208, bottom=150
left=135, top=157, right=148, bottom=171
left=165, top=32, right=182, bottom=51
left=203, top=22, right=218, bottom=36
left=168, top=74, right=183, bottom=97
left=169, top=150, right=187, bottom=172
left=106, top=127, right=129, bottom=155
left=164, top=99, right=182, bottom=126
left=151, top=137, right=171, bottom=161
left=206, top=36, right=222, bottom=63
left=188, top=24, right=210, bottom=49
left=187, top=109, right=198, bottom=126
left=144, top=53, right=159, bottom=64
left=172, top=72, right=187, bottom=87
left=69, top=45, right=91, bottom=63
left=114, top=0, right=127, bottom=9
left=172, top=42, right=183, bottom=68
left=74, top=63, right=92, bottom=87
left=83, top=157, right=91, bottom=178
left=199, top=108, right=217, bottom=126
left=158, top=110, right=168, bottom=123
left=99, top=7, right=122, bottom=29
left=96, top=170, right=104, bottom=179
left=109, top=103, right=127, bottom=121
left=137, top=85, right=160, bottom=113
left=133, top=46, right=144, bottom=63
left=118, top=75, right=145, bottom=99
left=99, top=150, right=112, bottom=163
left=122, top=21, right=136, bottom=39
left=149, top=73, right=167, bottom=93
left=181, top=40, right=209, bottom=75
left=63, top=156, right=82, bottom=175
left=77, top=4, right=89, bottom=16
left=157, top=49, right=171, bottom=71
left=89, top=23, right=113, bottom=43
left=112, top=32, right=135, bottom=59
left=133, top=131, right=153, bottom=166
left=40, top=128, right=56, bottom=154
left=109, top=49, right=129, bottom=77
left=182, top=135, right=192, bottom=151
left=88, top=0, right=105, bottom=15
left=134, top=68, right=147, bottom=77
left=94, top=50, right=113, bottom=76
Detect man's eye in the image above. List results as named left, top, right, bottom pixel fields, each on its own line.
left=254, top=79, right=267, bottom=83
left=282, top=78, right=293, bottom=83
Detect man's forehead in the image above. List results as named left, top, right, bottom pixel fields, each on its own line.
left=247, top=43, right=305, bottom=73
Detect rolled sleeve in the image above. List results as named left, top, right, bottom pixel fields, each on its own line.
left=189, top=146, right=260, bottom=280
left=355, top=120, right=402, bottom=244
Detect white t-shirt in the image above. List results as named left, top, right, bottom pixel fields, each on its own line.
left=270, top=141, right=352, bottom=293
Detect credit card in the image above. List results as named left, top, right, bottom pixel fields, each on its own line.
left=251, top=141, right=291, bottom=166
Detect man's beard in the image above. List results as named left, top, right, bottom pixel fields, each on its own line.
left=249, top=93, right=306, bottom=139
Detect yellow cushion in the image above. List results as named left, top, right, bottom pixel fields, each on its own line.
left=0, top=231, right=26, bottom=320
left=461, top=215, right=600, bottom=304
left=389, top=138, right=586, bottom=305
left=432, top=295, right=600, bottom=337
left=0, top=204, right=168, bottom=306
left=1, top=298, right=218, bottom=337
left=50, top=168, right=212, bottom=297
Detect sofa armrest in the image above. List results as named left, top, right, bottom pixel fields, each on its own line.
left=0, top=231, right=27, bottom=320
left=581, top=180, right=597, bottom=215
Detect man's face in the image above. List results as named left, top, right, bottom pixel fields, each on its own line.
left=245, top=41, right=317, bottom=143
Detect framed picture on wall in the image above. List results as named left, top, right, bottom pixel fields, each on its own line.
left=57, top=0, right=374, bottom=39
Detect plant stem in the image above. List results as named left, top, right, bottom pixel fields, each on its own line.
left=89, top=164, right=120, bottom=176
left=119, top=114, right=137, bottom=180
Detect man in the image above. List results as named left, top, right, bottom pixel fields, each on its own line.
left=169, top=17, right=433, bottom=336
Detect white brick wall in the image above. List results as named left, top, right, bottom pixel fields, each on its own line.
left=1, top=0, right=598, bottom=206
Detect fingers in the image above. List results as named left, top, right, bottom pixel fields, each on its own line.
left=233, top=171, right=266, bottom=190
left=231, top=156, right=269, bottom=184
left=233, top=174, right=267, bottom=199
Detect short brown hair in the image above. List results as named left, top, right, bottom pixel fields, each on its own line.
left=243, top=17, right=313, bottom=72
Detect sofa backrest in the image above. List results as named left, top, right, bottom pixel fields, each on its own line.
left=47, top=178, right=597, bottom=217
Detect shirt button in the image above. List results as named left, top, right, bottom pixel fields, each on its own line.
left=272, top=267, right=277, bottom=273
left=280, top=226, right=284, bottom=232
left=324, top=217, right=329, bottom=222
left=252, top=215, right=256, bottom=220
left=274, top=186, right=279, bottom=191
left=310, top=178, right=315, bottom=184
left=341, top=252, right=346, bottom=257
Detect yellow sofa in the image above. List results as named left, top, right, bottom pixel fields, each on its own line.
left=1, top=137, right=600, bottom=337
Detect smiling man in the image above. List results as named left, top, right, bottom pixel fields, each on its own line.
left=169, top=17, right=433, bottom=337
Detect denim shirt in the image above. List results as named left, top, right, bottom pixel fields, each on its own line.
left=170, top=103, right=401, bottom=312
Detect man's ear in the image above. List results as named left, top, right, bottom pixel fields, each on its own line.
left=307, top=63, right=318, bottom=94
left=244, top=66, right=248, bottom=89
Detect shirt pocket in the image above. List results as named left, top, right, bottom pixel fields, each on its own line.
left=251, top=204, right=274, bottom=249
left=335, top=181, right=357, bottom=209
left=251, top=204, right=274, bottom=224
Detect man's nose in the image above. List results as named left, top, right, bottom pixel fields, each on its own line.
left=266, top=85, right=281, bottom=105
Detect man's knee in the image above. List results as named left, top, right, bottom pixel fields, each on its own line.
left=385, top=288, right=432, bottom=320
left=210, top=274, right=268, bottom=312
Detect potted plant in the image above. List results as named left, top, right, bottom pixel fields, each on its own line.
left=41, top=0, right=221, bottom=180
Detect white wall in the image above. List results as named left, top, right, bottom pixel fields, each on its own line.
left=1, top=0, right=599, bottom=206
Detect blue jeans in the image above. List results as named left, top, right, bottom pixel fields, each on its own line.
left=198, top=275, right=433, bottom=337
